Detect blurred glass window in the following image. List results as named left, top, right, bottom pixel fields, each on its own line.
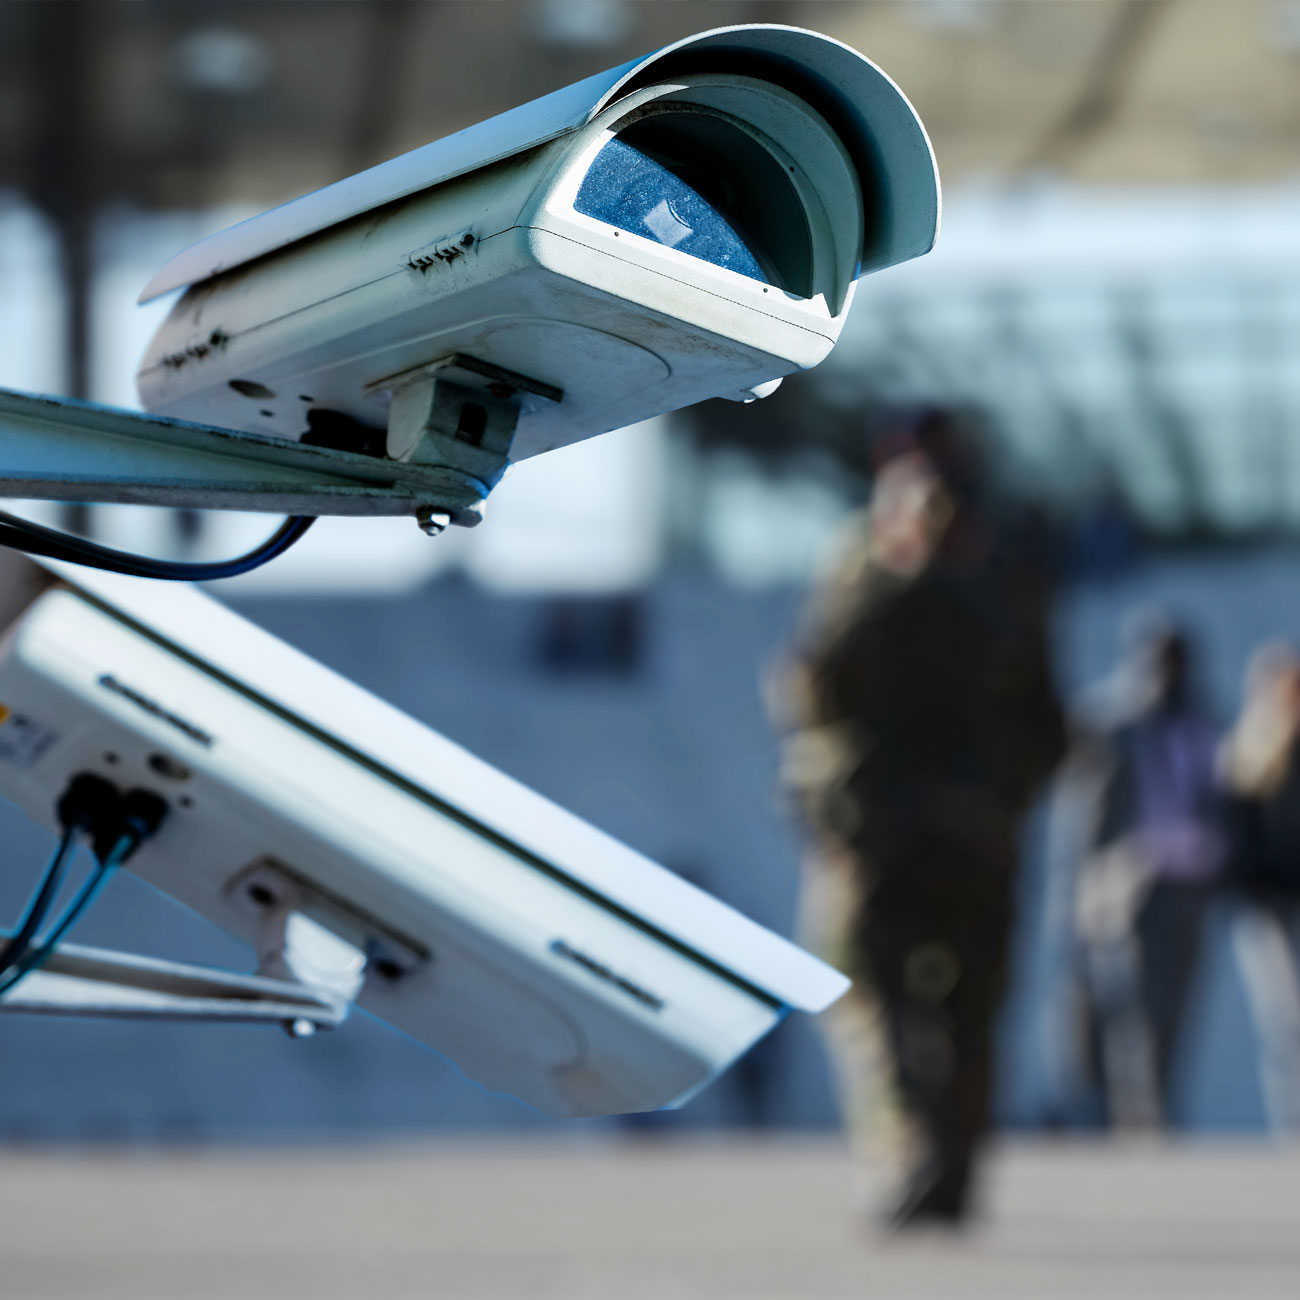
left=535, top=594, right=645, bottom=676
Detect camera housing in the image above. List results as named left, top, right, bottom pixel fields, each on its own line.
left=0, top=556, right=848, bottom=1116
left=137, top=24, right=938, bottom=521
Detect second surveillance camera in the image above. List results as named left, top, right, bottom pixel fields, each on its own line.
left=136, top=23, right=938, bottom=524
left=0, top=556, right=848, bottom=1116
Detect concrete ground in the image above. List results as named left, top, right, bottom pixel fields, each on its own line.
left=0, top=1137, right=1296, bottom=1299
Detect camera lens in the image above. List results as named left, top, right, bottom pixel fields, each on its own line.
left=575, top=110, right=812, bottom=296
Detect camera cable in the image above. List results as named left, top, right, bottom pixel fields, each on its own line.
left=0, top=510, right=315, bottom=581
left=0, top=776, right=168, bottom=995
left=0, top=833, right=135, bottom=998
left=0, top=827, right=79, bottom=983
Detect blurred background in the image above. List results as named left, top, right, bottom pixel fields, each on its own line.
left=8, top=3, right=1300, bottom=1294
left=0, top=0, right=1298, bottom=1153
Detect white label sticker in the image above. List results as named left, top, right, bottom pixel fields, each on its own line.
left=0, top=713, right=58, bottom=769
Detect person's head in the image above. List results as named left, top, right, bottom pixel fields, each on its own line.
left=866, top=408, right=983, bottom=573
left=871, top=407, right=983, bottom=502
left=1244, top=640, right=1300, bottom=715
left=1119, top=611, right=1198, bottom=712
left=1223, top=641, right=1300, bottom=797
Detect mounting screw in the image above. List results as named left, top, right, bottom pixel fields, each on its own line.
left=416, top=506, right=451, bottom=537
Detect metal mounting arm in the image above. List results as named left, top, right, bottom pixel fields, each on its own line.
left=0, top=941, right=346, bottom=1033
left=0, top=862, right=421, bottom=1036
left=0, top=388, right=490, bottom=521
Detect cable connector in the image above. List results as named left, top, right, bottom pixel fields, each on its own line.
left=0, top=776, right=171, bottom=995
left=93, top=788, right=169, bottom=866
left=55, top=773, right=169, bottom=865
left=55, top=773, right=120, bottom=838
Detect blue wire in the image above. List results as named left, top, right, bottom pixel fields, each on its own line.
left=0, top=828, right=79, bottom=981
left=0, top=834, right=133, bottom=998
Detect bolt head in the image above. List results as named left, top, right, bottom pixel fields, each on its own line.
left=416, top=507, right=451, bottom=537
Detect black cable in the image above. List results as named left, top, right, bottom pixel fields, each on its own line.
left=0, top=827, right=79, bottom=981
left=0, top=510, right=315, bottom=581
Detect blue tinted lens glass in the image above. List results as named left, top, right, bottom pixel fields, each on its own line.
left=575, top=138, right=769, bottom=285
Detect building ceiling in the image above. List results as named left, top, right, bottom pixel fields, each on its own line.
left=1, top=0, right=1299, bottom=220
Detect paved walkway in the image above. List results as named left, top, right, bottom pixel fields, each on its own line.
left=0, top=1138, right=1297, bottom=1299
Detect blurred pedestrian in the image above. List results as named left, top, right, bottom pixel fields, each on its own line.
left=1041, top=610, right=1175, bottom=1129
left=1067, top=616, right=1226, bottom=1129
left=1219, top=643, right=1300, bottom=1134
left=771, top=410, right=1066, bottom=1228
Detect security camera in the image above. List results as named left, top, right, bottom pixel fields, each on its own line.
left=135, top=23, right=939, bottom=526
left=0, top=555, right=847, bottom=1116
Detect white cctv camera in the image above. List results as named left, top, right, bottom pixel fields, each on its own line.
left=133, top=23, right=938, bottom=526
left=0, top=556, right=847, bottom=1117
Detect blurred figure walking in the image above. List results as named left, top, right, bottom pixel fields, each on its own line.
left=1066, top=617, right=1225, bottom=1129
left=1220, top=643, right=1300, bottom=1134
left=771, top=411, right=1065, bottom=1227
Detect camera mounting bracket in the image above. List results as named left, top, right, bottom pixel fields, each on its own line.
left=0, top=861, right=424, bottom=1035
left=0, top=387, right=492, bottom=525
left=367, top=352, right=564, bottom=524
left=0, top=940, right=347, bottom=1033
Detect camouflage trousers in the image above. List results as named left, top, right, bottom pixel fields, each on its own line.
left=799, top=839, right=1014, bottom=1215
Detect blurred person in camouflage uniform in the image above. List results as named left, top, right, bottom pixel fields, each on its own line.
left=771, top=410, right=1066, bottom=1227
